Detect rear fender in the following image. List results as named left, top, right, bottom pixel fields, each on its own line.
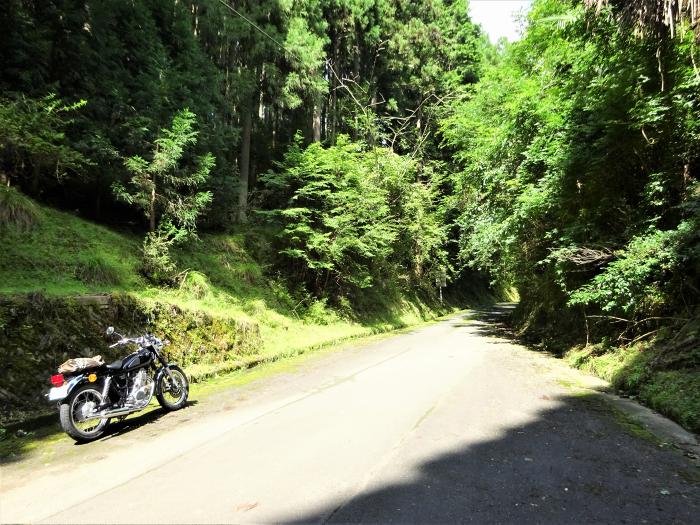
left=46, top=374, right=86, bottom=403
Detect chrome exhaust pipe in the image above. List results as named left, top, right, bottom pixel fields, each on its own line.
left=83, top=405, right=140, bottom=421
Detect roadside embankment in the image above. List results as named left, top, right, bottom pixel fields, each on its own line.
left=510, top=300, right=700, bottom=435
left=566, top=340, right=700, bottom=434
left=0, top=293, right=260, bottom=424
left=1, top=288, right=466, bottom=427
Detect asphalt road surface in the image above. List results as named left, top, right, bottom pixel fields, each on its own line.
left=2, top=306, right=699, bottom=524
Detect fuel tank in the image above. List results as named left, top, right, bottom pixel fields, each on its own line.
left=121, top=349, right=153, bottom=372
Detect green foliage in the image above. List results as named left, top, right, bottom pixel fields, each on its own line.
left=304, top=298, right=340, bottom=325
left=260, top=135, right=447, bottom=300
left=140, top=232, right=177, bottom=285
left=178, top=271, right=212, bottom=300
left=114, top=109, right=214, bottom=237
left=441, top=0, right=700, bottom=330
left=0, top=94, right=88, bottom=187
left=113, top=109, right=214, bottom=283
left=0, top=0, right=487, bottom=232
left=74, top=256, right=121, bottom=286
left=568, top=224, right=695, bottom=314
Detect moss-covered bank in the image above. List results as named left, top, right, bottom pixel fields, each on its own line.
left=0, top=293, right=260, bottom=425
left=566, top=341, right=700, bottom=434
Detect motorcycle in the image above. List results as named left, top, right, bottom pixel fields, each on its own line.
left=46, top=327, right=189, bottom=442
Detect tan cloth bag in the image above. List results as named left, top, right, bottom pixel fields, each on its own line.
left=58, top=355, right=105, bottom=374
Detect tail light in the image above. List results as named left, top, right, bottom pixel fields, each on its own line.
left=50, top=374, right=65, bottom=387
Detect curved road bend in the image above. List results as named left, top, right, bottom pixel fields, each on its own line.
left=1, top=306, right=698, bottom=524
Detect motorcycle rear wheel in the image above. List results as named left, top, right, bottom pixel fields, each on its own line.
left=156, top=365, right=189, bottom=411
left=59, top=384, right=109, bottom=442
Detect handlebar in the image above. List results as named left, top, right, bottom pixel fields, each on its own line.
left=108, top=333, right=163, bottom=349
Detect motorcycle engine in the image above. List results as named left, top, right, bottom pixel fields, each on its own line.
left=127, top=369, right=154, bottom=406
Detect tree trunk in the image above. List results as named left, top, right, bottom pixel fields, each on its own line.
left=329, top=36, right=340, bottom=145
left=149, top=181, right=156, bottom=232
left=312, top=103, right=322, bottom=143
left=31, top=163, right=41, bottom=195
left=249, top=159, right=257, bottom=192
left=94, top=187, right=101, bottom=220
left=238, top=101, right=252, bottom=223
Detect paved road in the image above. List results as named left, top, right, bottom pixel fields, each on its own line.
left=1, top=307, right=699, bottom=524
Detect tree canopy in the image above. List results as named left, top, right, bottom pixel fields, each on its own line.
left=2, top=0, right=700, bottom=347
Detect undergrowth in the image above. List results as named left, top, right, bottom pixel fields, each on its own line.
left=566, top=342, right=700, bottom=433
left=513, top=297, right=700, bottom=434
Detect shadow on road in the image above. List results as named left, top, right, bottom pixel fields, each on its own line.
left=460, top=303, right=518, bottom=340
left=91, top=399, right=199, bottom=444
left=285, top=393, right=700, bottom=524
left=0, top=400, right=199, bottom=462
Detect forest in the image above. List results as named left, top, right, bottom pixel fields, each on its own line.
left=1, top=0, right=699, bottom=431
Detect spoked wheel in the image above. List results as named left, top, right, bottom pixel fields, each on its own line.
left=59, top=384, right=109, bottom=442
left=156, top=365, right=189, bottom=411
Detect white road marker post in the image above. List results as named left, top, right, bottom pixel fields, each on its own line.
left=436, top=268, right=447, bottom=305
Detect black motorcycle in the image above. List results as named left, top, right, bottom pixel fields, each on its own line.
left=47, top=327, right=189, bottom=442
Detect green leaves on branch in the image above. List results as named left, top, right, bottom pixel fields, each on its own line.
left=440, top=0, right=700, bottom=331
left=112, top=109, right=214, bottom=283
left=260, top=135, right=447, bottom=299
left=569, top=220, right=700, bottom=315
left=0, top=94, right=89, bottom=186
left=113, top=109, right=214, bottom=238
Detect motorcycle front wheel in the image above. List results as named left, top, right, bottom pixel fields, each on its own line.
left=156, top=365, right=189, bottom=411
left=59, top=383, right=109, bottom=442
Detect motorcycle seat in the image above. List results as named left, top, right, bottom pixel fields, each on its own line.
left=106, top=358, right=126, bottom=370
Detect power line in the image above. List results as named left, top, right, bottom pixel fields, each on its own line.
left=214, top=0, right=297, bottom=60
left=214, top=0, right=339, bottom=89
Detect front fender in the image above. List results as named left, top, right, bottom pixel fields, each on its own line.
left=154, top=364, right=175, bottom=382
left=46, top=374, right=86, bottom=403
left=154, top=364, right=181, bottom=394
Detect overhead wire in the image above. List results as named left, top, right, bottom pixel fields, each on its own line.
left=214, top=0, right=300, bottom=62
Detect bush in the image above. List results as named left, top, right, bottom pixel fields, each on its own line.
left=179, top=270, right=212, bottom=299
left=259, top=135, right=447, bottom=301
left=0, top=187, right=38, bottom=232
left=304, top=298, right=339, bottom=325
left=0, top=94, right=88, bottom=189
left=141, top=233, right=176, bottom=284
left=74, top=256, right=121, bottom=285
left=568, top=222, right=697, bottom=317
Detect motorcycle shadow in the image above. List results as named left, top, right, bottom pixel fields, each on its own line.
left=87, top=400, right=199, bottom=445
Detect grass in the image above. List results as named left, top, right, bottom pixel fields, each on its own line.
left=638, top=370, right=700, bottom=433
left=0, top=188, right=142, bottom=295
left=0, top=186, right=39, bottom=232
left=566, top=343, right=700, bottom=434
left=609, top=404, right=663, bottom=445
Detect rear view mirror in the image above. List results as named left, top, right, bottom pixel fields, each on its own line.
left=106, top=326, right=115, bottom=336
